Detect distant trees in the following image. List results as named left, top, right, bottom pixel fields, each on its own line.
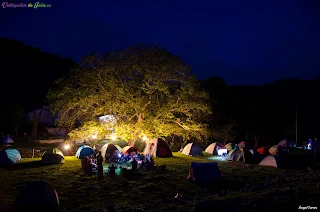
left=47, top=45, right=211, bottom=145
left=0, top=104, right=25, bottom=136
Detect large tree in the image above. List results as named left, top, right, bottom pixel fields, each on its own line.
left=47, top=45, right=211, bottom=145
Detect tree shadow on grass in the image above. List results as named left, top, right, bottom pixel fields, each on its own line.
left=1, top=161, right=61, bottom=170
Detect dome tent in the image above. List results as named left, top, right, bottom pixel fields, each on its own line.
left=257, top=147, right=269, bottom=155
left=182, top=143, right=203, bottom=156
left=269, top=145, right=279, bottom=155
left=0, top=148, right=21, bottom=165
left=76, top=145, right=96, bottom=159
left=224, top=143, right=234, bottom=151
left=205, top=142, right=224, bottom=155
left=188, top=162, right=221, bottom=183
left=42, top=148, right=64, bottom=164
left=43, top=148, right=64, bottom=157
left=14, top=181, right=59, bottom=212
left=122, top=146, right=139, bottom=155
left=278, top=139, right=288, bottom=148
left=2, top=135, right=14, bottom=144
left=100, top=143, right=122, bottom=159
left=227, top=149, right=243, bottom=161
left=259, top=155, right=284, bottom=168
left=143, top=138, right=172, bottom=157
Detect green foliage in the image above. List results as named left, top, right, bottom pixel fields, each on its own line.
left=47, top=45, right=211, bottom=143
left=67, top=120, right=111, bottom=142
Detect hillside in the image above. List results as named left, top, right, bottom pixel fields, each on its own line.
left=0, top=37, right=75, bottom=111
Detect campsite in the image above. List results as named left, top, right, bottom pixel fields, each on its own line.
left=1, top=4, right=320, bottom=211
left=1, top=137, right=320, bottom=212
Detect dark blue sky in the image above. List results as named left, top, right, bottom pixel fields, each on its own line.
left=1, top=0, right=319, bottom=85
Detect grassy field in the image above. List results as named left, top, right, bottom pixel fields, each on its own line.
left=0, top=152, right=320, bottom=212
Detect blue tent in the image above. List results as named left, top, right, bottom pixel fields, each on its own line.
left=0, top=148, right=21, bottom=165
left=188, top=162, right=221, bottom=183
left=2, top=136, right=14, bottom=144
left=75, top=145, right=95, bottom=159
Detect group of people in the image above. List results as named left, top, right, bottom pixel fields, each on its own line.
left=81, top=150, right=156, bottom=180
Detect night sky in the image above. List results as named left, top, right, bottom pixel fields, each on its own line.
left=1, top=0, right=319, bottom=85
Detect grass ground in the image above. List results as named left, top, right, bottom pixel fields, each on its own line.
left=0, top=152, right=320, bottom=212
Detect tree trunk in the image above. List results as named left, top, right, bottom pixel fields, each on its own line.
left=32, top=122, right=39, bottom=137
left=181, top=138, right=188, bottom=149
left=31, top=110, right=42, bottom=137
left=170, top=135, right=175, bottom=149
left=254, top=133, right=259, bottom=149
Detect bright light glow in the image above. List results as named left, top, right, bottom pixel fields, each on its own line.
left=64, top=144, right=70, bottom=150
left=118, top=153, right=121, bottom=158
left=92, top=135, right=97, bottom=139
left=218, top=148, right=228, bottom=156
left=111, top=135, right=117, bottom=141
left=142, top=136, right=147, bottom=141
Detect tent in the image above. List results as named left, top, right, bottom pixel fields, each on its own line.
left=224, top=143, right=234, bottom=151
left=269, top=145, right=279, bottom=155
left=278, top=139, right=288, bottom=148
left=188, top=162, right=221, bottom=183
left=205, top=142, right=224, bottom=155
left=238, top=141, right=246, bottom=148
left=181, top=143, right=203, bottom=156
left=100, top=143, right=122, bottom=159
left=249, top=149, right=264, bottom=163
left=257, top=147, right=269, bottom=155
left=0, top=148, right=21, bottom=165
left=75, top=145, right=96, bottom=159
left=259, top=155, right=283, bottom=168
left=227, top=149, right=243, bottom=161
left=122, top=146, right=139, bottom=155
left=14, top=181, right=59, bottom=212
left=143, top=138, right=172, bottom=157
left=42, top=148, right=64, bottom=164
left=2, top=136, right=14, bottom=144
left=43, top=148, right=64, bottom=157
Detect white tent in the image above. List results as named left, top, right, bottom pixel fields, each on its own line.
left=278, top=139, right=288, bottom=148
left=269, top=145, right=279, bottom=155
left=181, top=143, right=203, bottom=156
left=100, top=143, right=122, bottom=159
left=205, top=142, right=223, bottom=155
left=227, top=149, right=243, bottom=161
left=259, top=155, right=282, bottom=168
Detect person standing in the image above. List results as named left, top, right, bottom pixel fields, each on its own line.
left=97, top=151, right=103, bottom=181
left=131, top=157, right=138, bottom=172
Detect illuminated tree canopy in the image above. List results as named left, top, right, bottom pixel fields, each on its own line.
left=47, top=45, right=211, bottom=145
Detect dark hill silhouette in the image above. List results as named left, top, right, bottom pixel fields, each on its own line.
left=0, top=37, right=74, bottom=134
left=202, top=77, right=320, bottom=146
left=0, top=37, right=75, bottom=111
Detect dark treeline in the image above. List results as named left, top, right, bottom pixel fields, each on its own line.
left=0, top=37, right=74, bottom=134
left=0, top=37, right=319, bottom=146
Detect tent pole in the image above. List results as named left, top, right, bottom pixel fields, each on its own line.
left=295, top=108, right=298, bottom=146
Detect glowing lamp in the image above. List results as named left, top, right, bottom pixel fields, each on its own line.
left=64, top=144, right=70, bottom=150
left=142, top=136, right=147, bottom=141
left=111, top=135, right=117, bottom=141
left=118, top=153, right=121, bottom=158
left=218, top=148, right=228, bottom=156
left=92, top=135, right=97, bottom=139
